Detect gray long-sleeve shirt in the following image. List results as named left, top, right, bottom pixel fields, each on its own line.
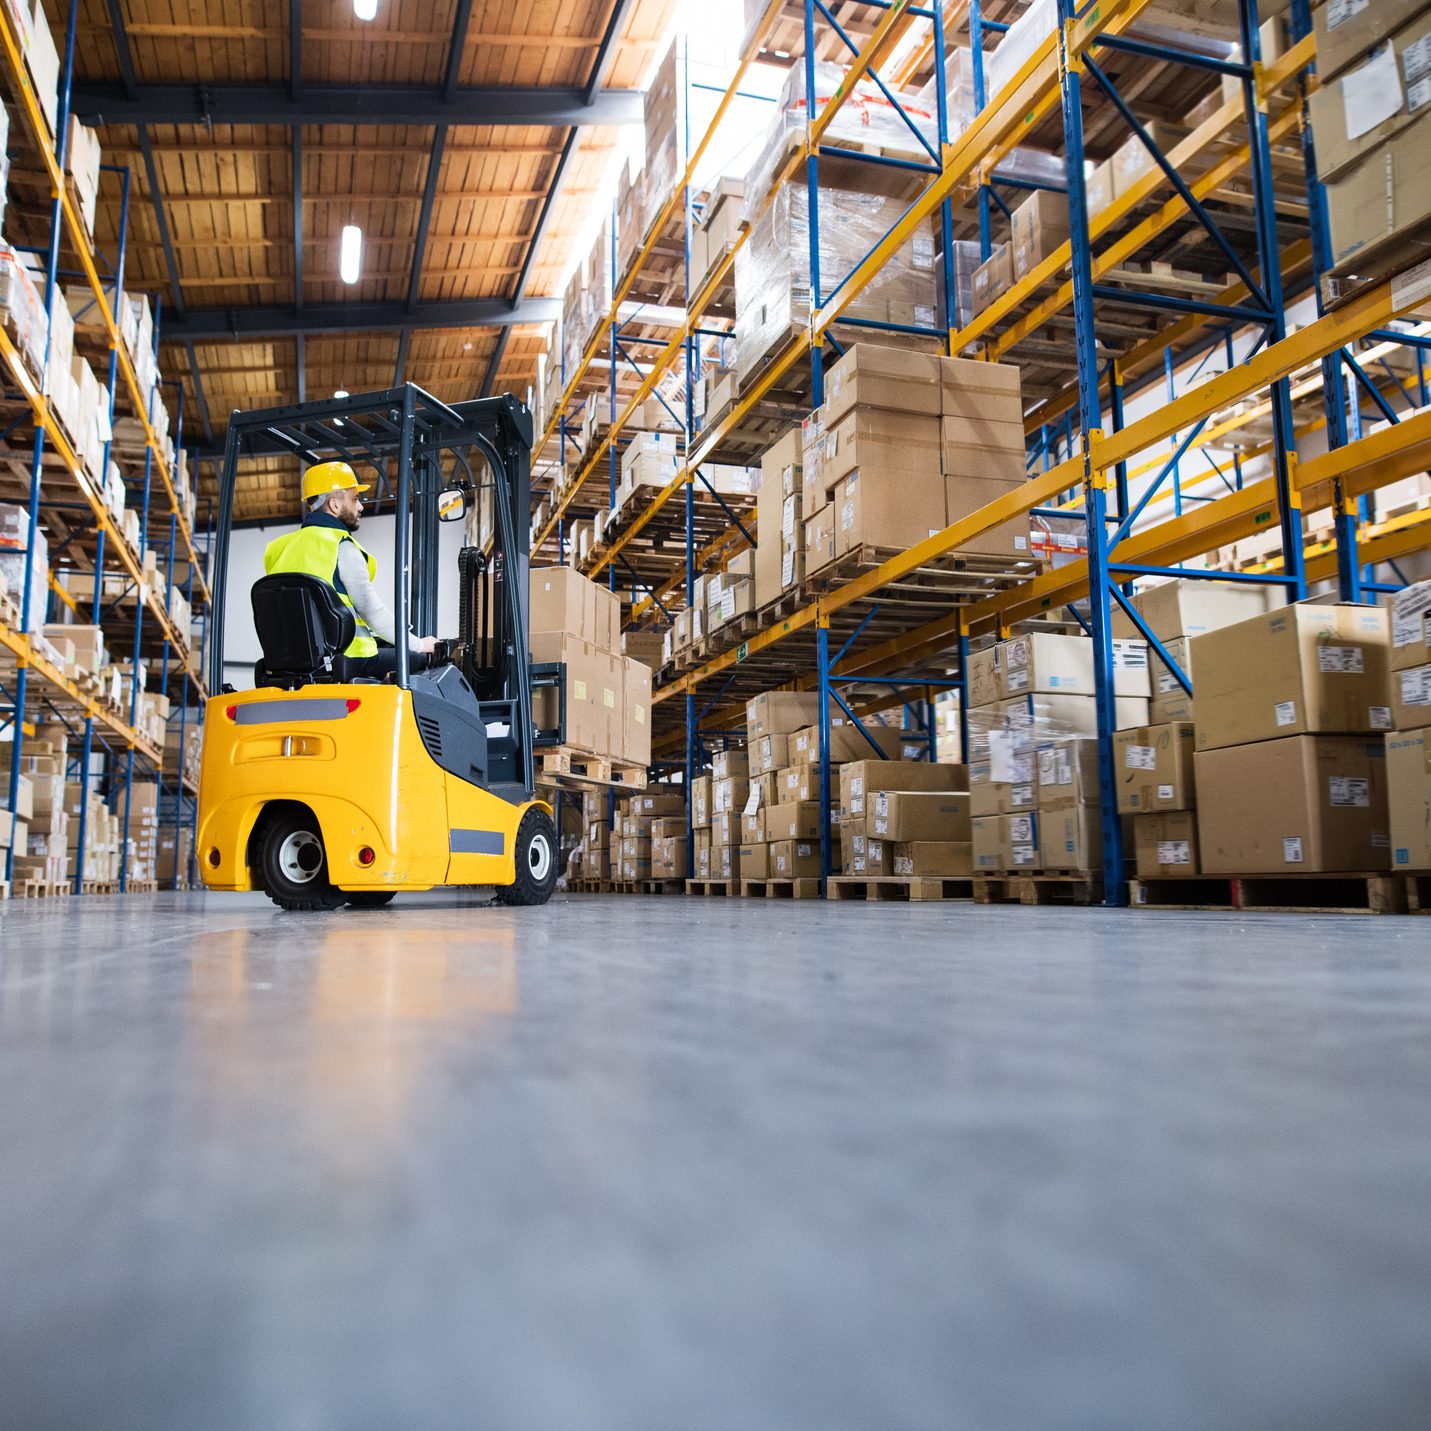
left=335, top=538, right=410, bottom=648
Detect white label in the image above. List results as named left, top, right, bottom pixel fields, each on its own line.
left=1407, top=73, right=1431, bottom=112
left=1392, top=255, right=1431, bottom=311
left=873, top=816, right=889, bottom=835
left=1112, top=640, right=1148, bottom=670
left=840, top=499, right=855, bottom=532
left=1330, top=776, right=1371, bottom=808
left=1275, top=700, right=1297, bottom=727
left=1283, top=836, right=1304, bottom=864
left=1341, top=44, right=1403, bottom=142
left=1010, top=816, right=1035, bottom=842
left=1126, top=745, right=1157, bottom=771
left=875, top=791, right=891, bottom=817
left=1317, top=645, right=1364, bottom=674
left=1011, top=843, right=1037, bottom=866
left=1403, top=34, right=1431, bottom=91
left=1014, top=536, right=1028, bottom=550
left=1006, top=640, right=1029, bottom=670
left=1157, top=839, right=1191, bottom=866
left=1157, top=783, right=1174, bottom=802
left=1369, top=705, right=1391, bottom=729
left=1391, top=585, right=1431, bottom=646
left=1037, top=748, right=1057, bottom=787
left=1326, top=0, right=1367, bottom=26
left=1400, top=666, right=1431, bottom=707
left=894, top=857, right=913, bottom=875
left=1006, top=666, right=1029, bottom=692
left=988, top=730, right=1018, bottom=785
left=1373, top=831, right=1390, bottom=848
left=913, top=236, right=935, bottom=267
left=743, top=785, right=761, bottom=815
left=1012, top=783, right=1035, bottom=806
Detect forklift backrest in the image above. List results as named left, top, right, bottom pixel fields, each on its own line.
left=251, top=573, right=355, bottom=687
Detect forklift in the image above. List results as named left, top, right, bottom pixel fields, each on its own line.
left=198, top=384, right=563, bottom=910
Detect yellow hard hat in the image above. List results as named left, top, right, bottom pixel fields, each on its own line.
left=301, top=460, right=371, bottom=502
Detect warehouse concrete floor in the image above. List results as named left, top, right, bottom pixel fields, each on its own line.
left=0, top=892, right=1428, bottom=1430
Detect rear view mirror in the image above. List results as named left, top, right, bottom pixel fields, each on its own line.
left=437, top=485, right=468, bottom=522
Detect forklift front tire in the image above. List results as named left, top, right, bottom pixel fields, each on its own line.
left=254, top=806, right=346, bottom=912
left=346, top=890, right=397, bottom=908
left=495, top=807, right=558, bottom=907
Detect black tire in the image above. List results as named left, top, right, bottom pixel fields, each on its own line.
left=495, top=807, right=558, bottom=906
left=253, top=807, right=346, bottom=912
left=346, top=890, right=396, bottom=909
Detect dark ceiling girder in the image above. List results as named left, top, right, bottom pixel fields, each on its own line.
left=161, top=297, right=559, bottom=342
left=479, top=329, right=510, bottom=398
left=584, top=0, right=640, bottom=106
left=290, top=0, right=302, bottom=101
left=184, top=341, right=214, bottom=443
left=71, top=82, right=644, bottom=128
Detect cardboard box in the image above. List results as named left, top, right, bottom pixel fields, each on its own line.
left=1314, top=0, right=1429, bottom=80
left=770, top=838, right=822, bottom=878
left=755, top=470, right=784, bottom=609
left=972, top=815, right=1003, bottom=873
left=1036, top=736, right=1101, bottom=809
left=740, top=843, right=770, bottom=879
left=870, top=790, right=971, bottom=842
left=1133, top=810, right=1201, bottom=878
left=804, top=503, right=836, bottom=573
left=1308, top=11, right=1431, bottom=182
left=747, top=690, right=821, bottom=738
left=530, top=566, right=618, bottom=650
left=765, top=799, right=821, bottom=843
left=840, top=759, right=968, bottom=818
left=1387, top=728, right=1431, bottom=870
left=1393, top=662, right=1431, bottom=731
left=750, top=732, right=792, bottom=776
left=1326, top=111, right=1431, bottom=268
left=848, top=828, right=894, bottom=875
left=971, top=245, right=1013, bottom=314
left=834, top=468, right=947, bottom=557
left=1391, top=579, right=1431, bottom=671
left=892, top=841, right=973, bottom=877
left=1190, top=604, right=1392, bottom=750
left=712, top=775, right=750, bottom=814
left=938, top=475, right=1030, bottom=563
left=968, top=759, right=997, bottom=817
left=1086, top=159, right=1114, bottom=219
left=1194, top=735, right=1390, bottom=874
left=1113, top=722, right=1197, bottom=813
left=713, top=748, right=749, bottom=780
left=741, top=808, right=766, bottom=843
left=967, top=646, right=1003, bottom=708
left=622, top=657, right=652, bottom=765
left=1039, top=804, right=1101, bottom=872
left=531, top=634, right=621, bottom=756
left=997, top=691, right=1151, bottom=743
left=1150, top=636, right=1195, bottom=723
left=822, top=409, right=941, bottom=489
left=760, top=428, right=802, bottom=488
left=1001, top=633, right=1151, bottom=699
left=1109, top=578, right=1279, bottom=642
left=1010, top=190, right=1069, bottom=279
left=823, top=344, right=943, bottom=426
left=712, top=811, right=739, bottom=847
left=1112, top=122, right=1189, bottom=195
left=790, top=718, right=903, bottom=766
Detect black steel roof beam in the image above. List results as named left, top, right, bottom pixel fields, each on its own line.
left=406, top=126, right=448, bottom=311
left=584, top=0, right=639, bottom=106
left=443, top=0, right=475, bottom=102
left=479, top=329, right=510, bottom=398
left=184, top=341, right=214, bottom=443
left=161, top=297, right=558, bottom=341
left=292, top=127, right=303, bottom=317
left=72, top=83, right=644, bottom=128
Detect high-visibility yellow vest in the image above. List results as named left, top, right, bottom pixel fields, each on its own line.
left=263, top=517, right=380, bottom=658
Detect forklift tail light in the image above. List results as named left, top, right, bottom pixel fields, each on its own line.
left=224, top=704, right=237, bottom=720
left=357, top=846, right=375, bottom=866
left=345, top=699, right=362, bottom=714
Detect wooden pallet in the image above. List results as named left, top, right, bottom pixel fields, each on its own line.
left=685, top=878, right=740, bottom=896
left=1323, top=238, right=1431, bottom=310
left=610, top=878, right=685, bottom=894
left=13, top=879, right=71, bottom=899
left=79, top=880, right=118, bottom=895
left=564, top=879, right=614, bottom=893
left=739, top=877, right=822, bottom=899
left=537, top=747, right=648, bottom=791
left=1129, top=871, right=1408, bottom=915
left=973, top=872, right=1103, bottom=906
left=1406, top=874, right=1431, bottom=915
left=828, top=875, right=974, bottom=902
left=125, top=879, right=159, bottom=894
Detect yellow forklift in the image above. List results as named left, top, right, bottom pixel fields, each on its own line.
left=198, top=385, right=561, bottom=910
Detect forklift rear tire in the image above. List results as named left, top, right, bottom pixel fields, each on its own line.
left=346, top=890, right=396, bottom=908
left=495, top=807, right=558, bottom=906
left=254, top=807, right=346, bottom=912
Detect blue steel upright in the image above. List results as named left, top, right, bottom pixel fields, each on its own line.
left=1056, top=0, right=1126, bottom=902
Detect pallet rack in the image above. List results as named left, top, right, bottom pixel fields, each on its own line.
left=0, top=0, right=209, bottom=895
left=539, top=0, right=1431, bottom=905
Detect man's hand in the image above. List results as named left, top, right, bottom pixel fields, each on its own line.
left=414, top=635, right=438, bottom=655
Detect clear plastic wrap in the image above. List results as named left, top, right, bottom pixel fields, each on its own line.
left=640, top=39, right=681, bottom=238
left=985, top=0, right=1058, bottom=103
left=913, top=45, right=977, bottom=139
left=0, top=503, right=49, bottom=631
left=734, top=177, right=939, bottom=387
left=744, top=60, right=938, bottom=212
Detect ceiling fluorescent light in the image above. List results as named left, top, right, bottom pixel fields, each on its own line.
left=354, top=0, right=379, bottom=19
left=340, top=225, right=362, bottom=284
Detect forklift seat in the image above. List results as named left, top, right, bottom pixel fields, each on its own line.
left=251, top=572, right=355, bottom=689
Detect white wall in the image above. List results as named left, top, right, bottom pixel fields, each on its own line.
left=221, top=511, right=467, bottom=688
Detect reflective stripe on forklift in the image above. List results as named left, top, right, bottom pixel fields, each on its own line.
left=450, top=829, right=504, bottom=855
left=234, top=699, right=354, bottom=724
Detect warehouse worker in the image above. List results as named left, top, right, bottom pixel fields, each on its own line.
left=263, top=460, right=437, bottom=679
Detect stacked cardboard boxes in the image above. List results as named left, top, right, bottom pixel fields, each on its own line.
left=968, top=631, right=1151, bottom=874
left=66, top=780, right=121, bottom=884
left=3, top=725, right=69, bottom=886
left=613, top=789, right=685, bottom=881
left=529, top=566, right=652, bottom=768
left=1388, top=580, right=1431, bottom=871
left=1115, top=722, right=1200, bottom=877
left=1316, top=0, right=1431, bottom=268
left=840, top=758, right=968, bottom=875
left=1193, top=604, right=1393, bottom=874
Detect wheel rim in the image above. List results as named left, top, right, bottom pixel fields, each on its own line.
left=278, top=829, right=324, bottom=885
left=527, top=830, right=552, bottom=883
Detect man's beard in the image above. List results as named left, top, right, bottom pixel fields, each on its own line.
left=342, top=509, right=360, bottom=531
